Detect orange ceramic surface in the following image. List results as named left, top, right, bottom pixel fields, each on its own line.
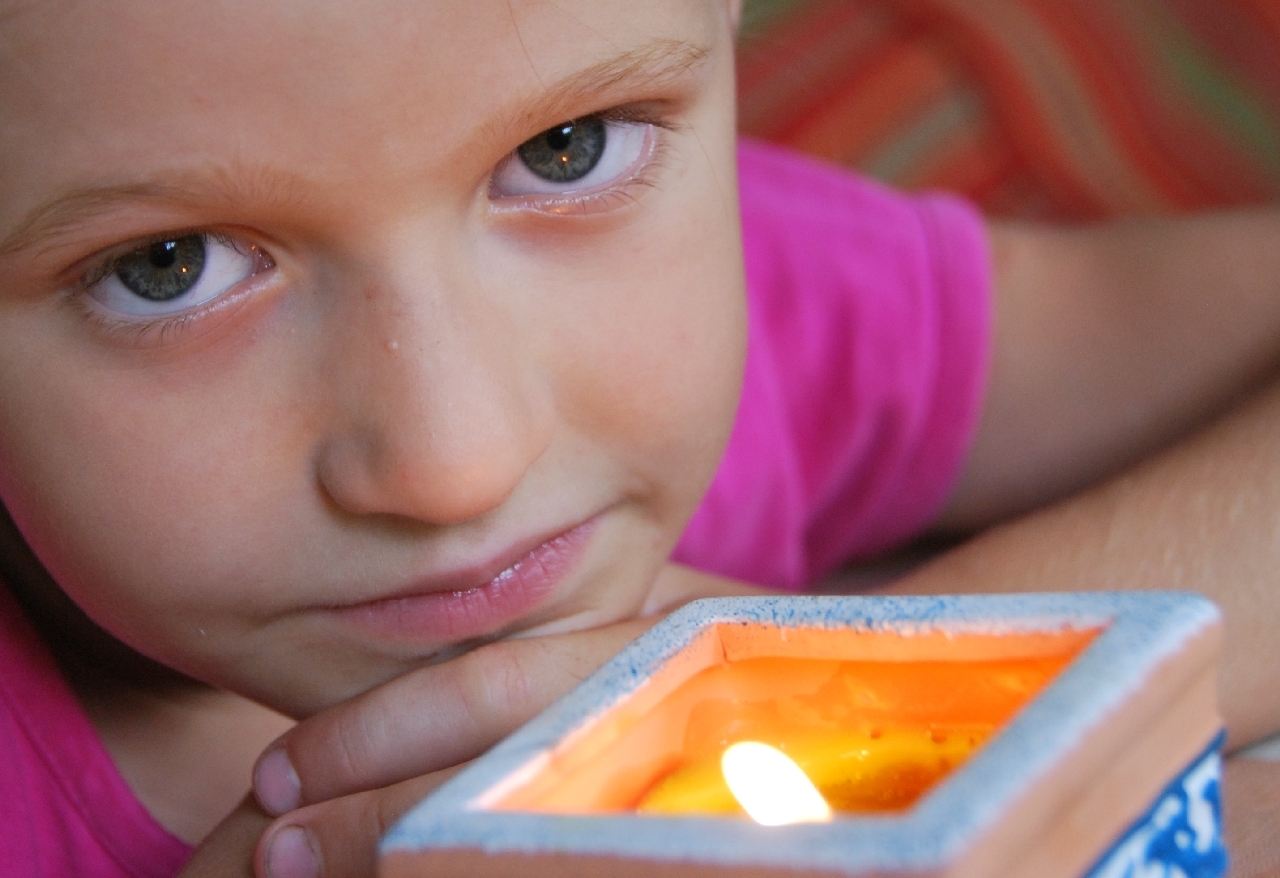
left=638, top=653, right=1076, bottom=815
left=493, top=624, right=1098, bottom=816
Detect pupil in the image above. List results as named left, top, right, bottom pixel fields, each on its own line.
left=149, top=241, right=179, bottom=269
left=545, top=125, right=573, bottom=151
left=516, top=118, right=607, bottom=184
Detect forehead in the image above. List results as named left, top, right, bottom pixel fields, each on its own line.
left=0, top=0, right=722, bottom=238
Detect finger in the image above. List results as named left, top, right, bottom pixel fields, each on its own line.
left=255, top=769, right=458, bottom=878
left=178, top=793, right=271, bottom=878
left=254, top=617, right=654, bottom=814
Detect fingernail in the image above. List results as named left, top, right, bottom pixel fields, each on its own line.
left=265, top=826, right=319, bottom=878
left=255, top=746, right=301, bottom=815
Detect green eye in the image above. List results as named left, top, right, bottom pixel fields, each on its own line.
left=516, top=119, right=607, bottom=183
left=115, top=236, right=207, bottom=302
left=85, top=233, right=272, bottom=319
left=492, top=117, right=652, bottom=200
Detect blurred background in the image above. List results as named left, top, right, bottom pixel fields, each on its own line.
left=737, top=0, right=1280, bottom=220
left=734, top=5, right=1280, bottom=875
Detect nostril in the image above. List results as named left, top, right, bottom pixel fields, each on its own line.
left=314, top=435, right=385, bottom=518
left=314, top=431, right=542, bottom=526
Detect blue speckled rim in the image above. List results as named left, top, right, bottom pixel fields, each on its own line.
left=384, top=593, right=1220, bottom=874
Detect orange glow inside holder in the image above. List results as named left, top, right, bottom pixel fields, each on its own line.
left=487, top=623, right=1101, bottom=817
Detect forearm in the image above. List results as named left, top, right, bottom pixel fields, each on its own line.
left=943, top=209, right=1280, bottom=529
left=893, top=375, right=1280, bottom=748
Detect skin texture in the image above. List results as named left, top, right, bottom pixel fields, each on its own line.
left=0, top=0, right=744, bottom=713
left=4, top=1, right=1280, bottom=876
left=0, top=0, right=748, bottom=858
left=944, top=212, right=1280, bottom=529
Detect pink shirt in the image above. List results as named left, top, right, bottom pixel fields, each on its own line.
left=675, top=140, right=990, bottom=589
left=0, top=140, right=991, bottom=876
left=0, top=585, right=189, bottom=877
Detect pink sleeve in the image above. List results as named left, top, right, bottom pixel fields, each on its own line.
left=672, top=139, right=992, bottom=590
left=0, top=585, right=191, bottom=878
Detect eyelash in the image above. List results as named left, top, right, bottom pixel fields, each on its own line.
left=72, top=229, right=269, bottom=345
left=80, top=228, right=223, bottom=288
left=80, top=304, right=200, bottom=346
left=63, top=106, right=679, bottom=344
left=490, top=106, right=677, bottom=215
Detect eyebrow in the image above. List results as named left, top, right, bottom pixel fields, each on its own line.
left=489, top=36, right=711, bottom=141
left=0, top=37, right=712, bottom=260
left=0, top=171, right=309, bottom=262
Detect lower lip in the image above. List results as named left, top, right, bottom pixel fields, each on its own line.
left=332, top=522, right=594, bottom=643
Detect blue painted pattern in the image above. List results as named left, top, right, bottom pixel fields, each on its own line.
left=1085, top=733, right=1227, bottom=878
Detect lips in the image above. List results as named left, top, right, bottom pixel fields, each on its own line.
left=329, top=519, right=595, bottom=644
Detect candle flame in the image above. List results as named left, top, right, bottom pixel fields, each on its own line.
left=721, top=741, right=833, bottom=826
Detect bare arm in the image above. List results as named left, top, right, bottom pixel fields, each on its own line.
left=892, top=374, right=1280, bottom=748
left=941, top=209, right=1280, bottom=529
left=212, top=213, right=1280, bottom=873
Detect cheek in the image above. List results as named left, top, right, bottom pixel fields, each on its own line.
left=520, top=193, right=747, bottom=519
left=558, top=52, right=746, bottom=510
left=595, top=236, right=745, bottom=461
left=0, top=310, right=307, bottom=651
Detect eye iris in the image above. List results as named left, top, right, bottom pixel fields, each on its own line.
left=517, top=119, right=607, bottom=183
left=116, top=236, right=206, bottom=301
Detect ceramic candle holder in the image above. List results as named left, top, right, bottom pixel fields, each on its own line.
left=380, top=593, right=1226, bottom=878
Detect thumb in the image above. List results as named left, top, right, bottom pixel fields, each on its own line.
left=178, top=793, right=270, bottom=878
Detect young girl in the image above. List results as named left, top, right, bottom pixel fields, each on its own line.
left=3, top=2, right=1280, bottom=876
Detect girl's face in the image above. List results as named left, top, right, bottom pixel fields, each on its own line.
left=0, top=1, right=745, bottom=716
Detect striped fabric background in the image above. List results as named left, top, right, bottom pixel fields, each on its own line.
left=737, top=0, right=1280, bottom=219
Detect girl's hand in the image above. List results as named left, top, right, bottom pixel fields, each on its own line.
left=177, top=794, right=268, bottom=878
left=249, top=565, right=763, bottom=878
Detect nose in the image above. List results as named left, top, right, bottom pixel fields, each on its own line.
left=314, top=259, right=554, bottom=526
